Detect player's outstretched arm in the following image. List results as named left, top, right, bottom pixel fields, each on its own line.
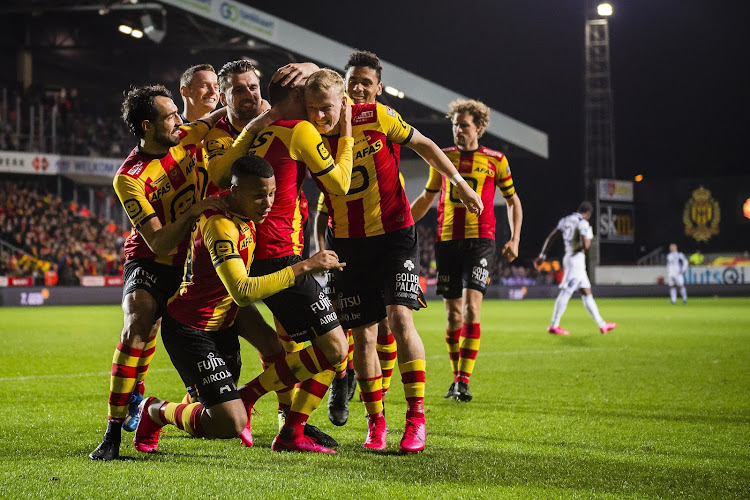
left=291, top=249, right=346, bottom=276
left=314, top=211, right=329, bottom=253
left=139, top=196, right=228, bottom=257
left=501, top=193, right=523, bottom=262
left=406, top=130, right=484, bottom=215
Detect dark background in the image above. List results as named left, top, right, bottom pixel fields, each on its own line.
left=1, top=0, right=748, bottom=261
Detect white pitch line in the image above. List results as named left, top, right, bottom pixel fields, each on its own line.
left=0, top=367, right=174, bottom=382
left=1, top=348, right=605, bottom=381
left=427, top=346, right=604, bottom=359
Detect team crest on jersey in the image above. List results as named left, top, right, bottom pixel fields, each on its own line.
left=683, top=186, right=720, bottom=242
left=480, top=258, right=488, bottom=267
left=403, top=259, right=415, bottom=271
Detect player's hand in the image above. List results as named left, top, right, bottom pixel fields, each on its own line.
left=500, top=240, right=519, bottom=262
left=455, top=182, right=484, bottom=215
left=300, top=250, right=346, bottom=275
left=245, top=107, right=281, bottom=135
left=339, top=96, right=352, bottom=137
left=272, top=62, right=320, bottom=88
left=188, top=195, right=229, bottom=219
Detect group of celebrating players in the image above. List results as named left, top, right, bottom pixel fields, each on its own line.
left=91, top=49, right=611, bottom=461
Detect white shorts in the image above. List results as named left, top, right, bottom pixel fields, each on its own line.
left=560, top=252, right=591, bottom=291
left=667, top=274, right=685, bottom=287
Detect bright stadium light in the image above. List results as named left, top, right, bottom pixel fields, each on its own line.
left=118, top=24, right=133, bottom=35
left=385, top=86, right=399, bottom=97
left=131, top=29, right=144, bottom=39
left=397, top=91, right=405, bottom=99
left=634, top=174, right=643, bottom=182
left=597, top=3, right=613, bottom=16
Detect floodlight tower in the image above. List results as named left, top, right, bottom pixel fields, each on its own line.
left=584, top=1, right=616, bottom=202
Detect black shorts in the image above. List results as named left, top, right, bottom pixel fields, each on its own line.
left=435, top=238, right=495, bottom=299
left=330, top=225, right=425, bottom=330
left=161, top=314, right=242, bottom=408
left=122, top=258, right=182, bottom=319
left=250, top=255, right=340, bottom=342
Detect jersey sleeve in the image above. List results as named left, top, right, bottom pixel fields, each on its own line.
left=179, top=120, right=211, bottom=146
left=579, top=219, right=594, bottom=239
left=205, top=127, right=257, bottom=190
left=291, top=121, right=353, bottom=196
left=316, top=192, right=328, bottom=215
left=494, top=155, right=516, bottom=199
left=424, top=166, right=442, bottom=192
left=203, top=214, right=295, bottom=307
left=113, top=174, right=155, bottom=229
left=377, top=103, right=414, bottom=145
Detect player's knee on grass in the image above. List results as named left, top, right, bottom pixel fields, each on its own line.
left=204, top=400, right=248, bottom=439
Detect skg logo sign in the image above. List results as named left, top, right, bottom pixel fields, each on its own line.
left=404, top=260, right=415, bottom=271
left=220, top=2, right=239, bottom=21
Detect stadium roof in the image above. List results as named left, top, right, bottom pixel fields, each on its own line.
left=1, top=0, right=547, bottom=159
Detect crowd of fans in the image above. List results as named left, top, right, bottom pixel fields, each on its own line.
left=415, top=220, right=560, bottom=286
left=0, top=86, right=131, bottom=157
left=0, top=179, right=126, bottom=285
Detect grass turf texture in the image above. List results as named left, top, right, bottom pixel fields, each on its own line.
left=0, top=297, right=748, bottom=499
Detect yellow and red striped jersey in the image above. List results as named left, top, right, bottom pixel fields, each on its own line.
left=248, top=119, right=353, bottom=259
left=114, top=120, right=209, bottom=266
left=319, top=103, right=414, bottom=238
left=167, top=204, right=295, bottom=331
left=425, top=146, right=514, bottom=241
left=203, top=116, right=256, bottom=197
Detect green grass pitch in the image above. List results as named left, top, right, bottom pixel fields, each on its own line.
left=1, top=297, right=748, bottom=499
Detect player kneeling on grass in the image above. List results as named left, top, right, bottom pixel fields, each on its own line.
left=133, top=154, right=348, bottom=454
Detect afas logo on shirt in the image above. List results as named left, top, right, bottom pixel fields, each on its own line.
left=354, top=140, right=383, bottom=160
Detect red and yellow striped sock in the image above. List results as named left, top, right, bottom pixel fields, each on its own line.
left=159, top=401, right=206, bottom=437
left=445, top=327, right=461, bottom=382
left=359, top=375, right=384, bottom=416
left=239, top=345, right=333, bottom=408
left=260, top=351, right=295, bottom=408
left=376, top=332, right=398, bottom=395
left=457, top=323, right=480, bottom=384
left=400, top=359, right=426, bottom=417
left=108, top=342, right=141, bottom=421
left=346, top=329, right=354, bottom=367
left=285, top=369, right=335, bottom=437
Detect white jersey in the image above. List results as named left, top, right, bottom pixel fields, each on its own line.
left=556, top=213, right=593, bottom=256
left=666, top=251, right=688, bottom=277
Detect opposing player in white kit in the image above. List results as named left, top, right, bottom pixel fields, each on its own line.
left=535, top=202, right=617, bottom=336
left=666, top=243, right=688, bottom=304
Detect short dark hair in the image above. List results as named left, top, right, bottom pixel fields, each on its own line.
left=217, top=60, right=257, bottom=93
left=267, top=78, right=297, bottom=106
left=180, top=64, right=215, bottom=88
left=121, top=84, right=172, bottom=139
left=231, top=154, right=274, bottom=182
left=577, top=201, right=593, bottom=214
left=345, top=50, right=382, bottom=82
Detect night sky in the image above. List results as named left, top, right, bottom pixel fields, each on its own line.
left=247, top=0, right=750, bottom=253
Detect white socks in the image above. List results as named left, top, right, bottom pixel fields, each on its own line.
left=582, top=294, right=605, bottom=327
left=551, top=289, right=573, bottom=327
left=680, top=287, right=687, bottom=302
left=670, top=288, right=677, bottom=303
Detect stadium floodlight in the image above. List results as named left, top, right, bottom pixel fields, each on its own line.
left=597, top=3, right=613, bottom=16
left=118, top=24, right=133, bottom=35
left=131, top=29, right=144, bottom=39
left=385, top=86, right=399, bottom=97
left=140, top=11, right=166, bottom=44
